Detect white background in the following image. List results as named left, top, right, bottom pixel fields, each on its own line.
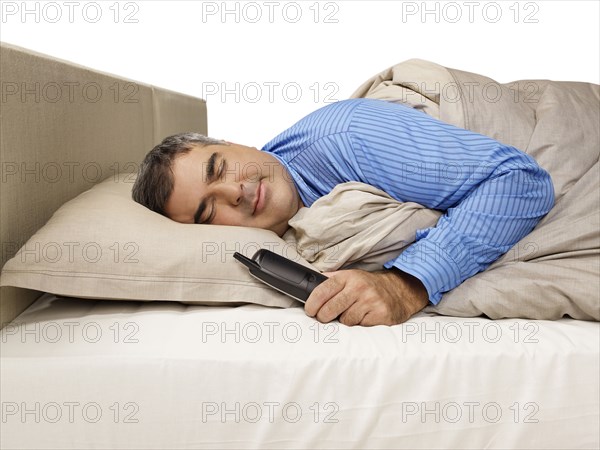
left=1, top=0, right=598, bottom=147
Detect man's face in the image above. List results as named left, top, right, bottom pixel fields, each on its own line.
left=165, top=142, right=304, bottom=236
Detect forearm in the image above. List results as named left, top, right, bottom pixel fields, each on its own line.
left=384, top=153, right=555, bottom=305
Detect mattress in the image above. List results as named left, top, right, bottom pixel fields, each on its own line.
left=1, top=293, right=598, bottom=449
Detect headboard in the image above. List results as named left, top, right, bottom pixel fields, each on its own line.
left=0, top=42, right=207, bottom=328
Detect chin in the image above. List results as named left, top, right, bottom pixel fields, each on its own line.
left=271, top=223, right=289, bottom=237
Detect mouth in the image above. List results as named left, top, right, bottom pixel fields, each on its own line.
left=253, top=180, right=265, bottom=215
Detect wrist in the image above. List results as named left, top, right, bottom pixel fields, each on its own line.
left=389, top=267, right=430, bottom=307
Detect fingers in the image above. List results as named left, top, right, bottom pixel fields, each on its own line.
left=338, top=301, right=370, bottom=326
left=305, top=270, right=378, bottom=325
left=304, top=272, right=349, bottom=322
left=318, top=286, right=357, bottom=323
left=304, top=274, right=344, bottom=318
left=304, top=269, right=420, bottom=327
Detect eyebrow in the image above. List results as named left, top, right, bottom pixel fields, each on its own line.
left=193, top=151, right=220, bottom=224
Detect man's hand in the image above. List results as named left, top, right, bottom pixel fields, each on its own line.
left=304, top=268, right=430, bottom=326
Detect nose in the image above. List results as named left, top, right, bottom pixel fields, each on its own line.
left=211, top=181, right=245, bottom=206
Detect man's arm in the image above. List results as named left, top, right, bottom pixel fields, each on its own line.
left=269, top=99, right=555, bottom=324
left=305, top=267, right=429, bottom=326
left=347, top=101, right=556, bottom=306
left=385, top=154, right=555, bottom=305
left=308, top=102, right=554, bottom=324
left=305, top=155, right=554, bottom=325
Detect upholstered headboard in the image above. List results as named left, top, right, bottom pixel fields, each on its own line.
left=0, top=42, right=207, bottom=328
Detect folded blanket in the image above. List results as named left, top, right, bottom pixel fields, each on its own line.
left=284, top=59, right=599, bottom=322
left=283, top=182, right=443, bottom=272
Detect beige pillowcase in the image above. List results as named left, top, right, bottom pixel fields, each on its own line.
left=0, top=174, right=305, bottom=308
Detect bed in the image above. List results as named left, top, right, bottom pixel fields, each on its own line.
left=1, top=42, right=598, bottom=449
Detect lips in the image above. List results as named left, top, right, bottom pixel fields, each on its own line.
left=253, top=181, right=263, bottom=215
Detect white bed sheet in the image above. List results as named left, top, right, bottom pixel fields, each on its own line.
left=1, top=293, right=598, bottom=449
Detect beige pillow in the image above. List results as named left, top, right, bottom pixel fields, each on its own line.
left=0, top=173, right=304, bottom=308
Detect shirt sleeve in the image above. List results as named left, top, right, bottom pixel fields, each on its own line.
left=344, top=101, right=555, bottom=305
left=267, top=99, right=556, bottom=306
left=383, top=153, right=555, bottom=304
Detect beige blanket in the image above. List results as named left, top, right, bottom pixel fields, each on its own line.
left=284, top=59, right=599, bottom=321
left=283, top=182, right=443, bottom=272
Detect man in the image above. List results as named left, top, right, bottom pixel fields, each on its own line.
left=132, top=98, right=555, bottom=326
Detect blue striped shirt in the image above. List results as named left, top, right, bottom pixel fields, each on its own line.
left=261, top=98, right=555, bottom=305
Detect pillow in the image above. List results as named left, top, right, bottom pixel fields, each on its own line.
left=0, top=173, right=304, bottom=308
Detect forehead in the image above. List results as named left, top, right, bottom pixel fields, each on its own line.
left=164, top=142, right=256, bottom=222
left=174, top=142, right=235, bottom=176
left=164, top=145, right=218, bottom=222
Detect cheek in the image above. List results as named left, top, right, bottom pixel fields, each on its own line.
left=242, top=162, right=262, bottom=182
left=212, top=206, right=241, bottom=227
left=268, top=185, right=294, bottom=218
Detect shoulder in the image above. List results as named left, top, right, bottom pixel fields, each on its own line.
left=262, top=99, right=391, bottom=149
left=291, top=98, right=375, bottom=130
left=304, top=98, right=397, bottom=123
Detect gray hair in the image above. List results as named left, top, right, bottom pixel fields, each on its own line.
left=132, top=132, right=228, bottom=216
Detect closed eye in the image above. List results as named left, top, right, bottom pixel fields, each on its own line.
left=218, top=159, right=226, bottom=180
left=199, top=158, right=226, bottom=224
